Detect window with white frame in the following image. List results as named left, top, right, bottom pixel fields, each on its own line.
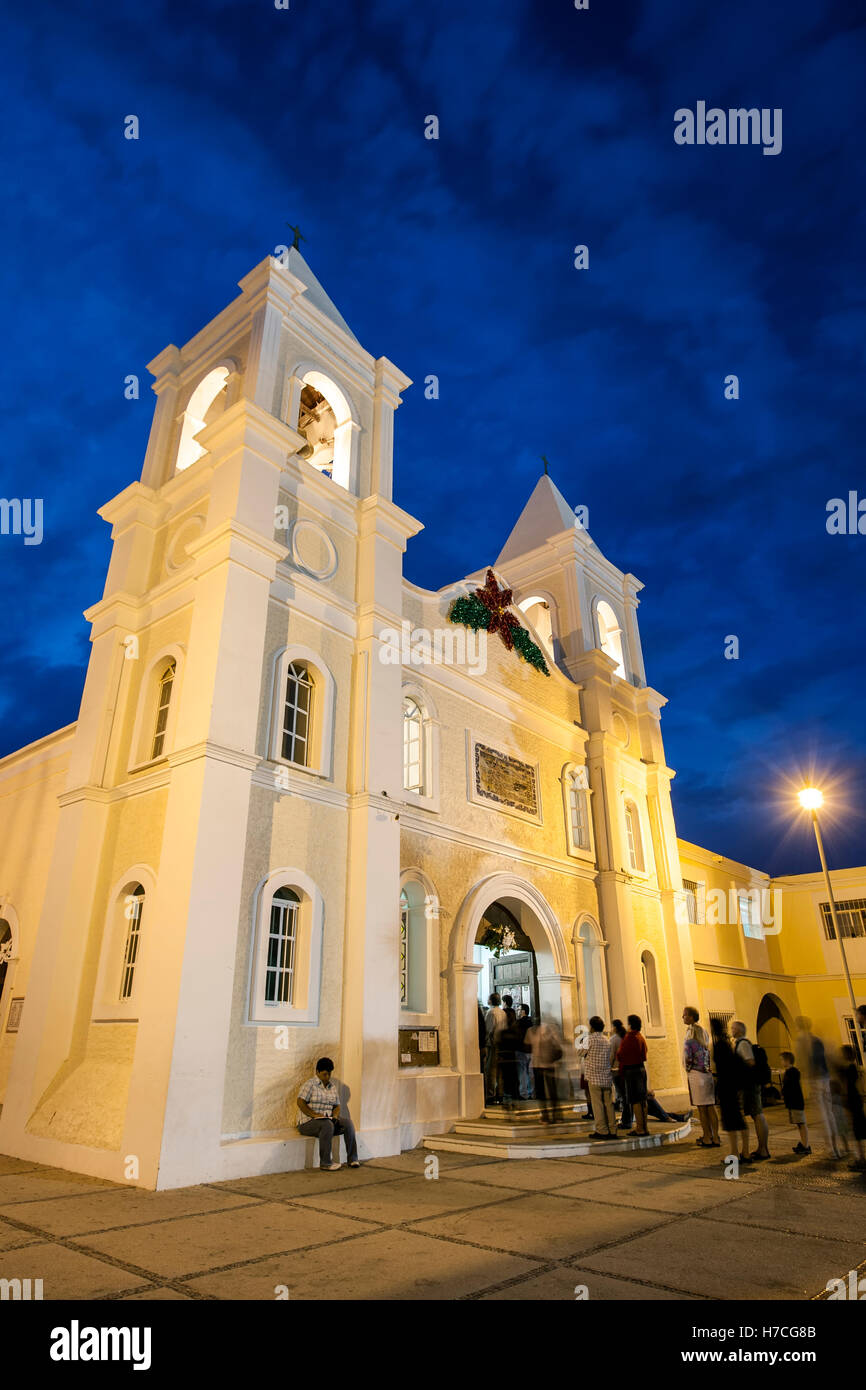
left=640, top=949, right=661, bottom=1029
left=596, top=600, right=626, bottom=679
left=249, top=869, right=324, bottom=1026
left=738, top=891, right=763, bottom=940
left=403, top=698, right=424, bottom=793
left=399, top=877, right=438, bottom=1023
left=682, top=878, right=704, bottom=925
left=820, top=899, right=866, bottom=941
left=624, top=799, right=644, bottom=872
left=265, top=887, right=300, bottom=1005
left=282, top=661, right=314, bottom=766
left=568, top=769, right=591, bottom=851
left=118, top=885, right=145, bottom=1000
left=151, top=660, right=176, bottom=761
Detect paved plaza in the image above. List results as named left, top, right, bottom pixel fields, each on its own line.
left=0, top=1108, right=863, bottom=1301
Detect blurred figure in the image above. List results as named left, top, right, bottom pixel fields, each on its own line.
left=516, top=1003, right=535, bottom=1099
left=498, top=1001, right=520, bottom=1111
left=711, top=1017, right=750, bottom=1164
left=796, top=1016, right=842, bottom=1158
left=837, top=1045, right=866, bottom=1171
left=527, top=1015, right=563, bottom=1123
left=618, top=1014, right=649, bottom=1137
left=610, top=1019, right=632, bottom=1130
left=584, top=1016, right=617, bottom=1139
left=477, top=1002, right=487, bottom=1085
left=780, top=1050, right=811, bottom=1155
left=731, top=1020, right=771, bottom=1160
left=484, top=993, right=505, bottom=1105
left=683, top=1005, right=719, bottom=1147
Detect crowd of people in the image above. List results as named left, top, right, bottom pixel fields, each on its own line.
left=479, top=993, right=866, bottom=1167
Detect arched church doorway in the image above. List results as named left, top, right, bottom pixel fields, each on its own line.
left=474, top=902, right=540, bottom=1021
left=451, top=875, right=573, bottom=1118
left=756, top=993, right=794, bottom=1071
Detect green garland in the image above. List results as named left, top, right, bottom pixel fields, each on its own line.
left=449, top=594, right=550, bottom=676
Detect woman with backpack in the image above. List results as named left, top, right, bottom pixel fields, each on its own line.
left=682, top=1005, right=720, bottom=1147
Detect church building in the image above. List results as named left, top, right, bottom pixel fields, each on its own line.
left=0, top=250, right=863, bottom=1188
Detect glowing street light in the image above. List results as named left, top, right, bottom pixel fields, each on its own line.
left=798, top=787, right=866, bottom=1062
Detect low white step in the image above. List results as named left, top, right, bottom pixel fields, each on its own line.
left=421, top=1120, right=691, bottom=1160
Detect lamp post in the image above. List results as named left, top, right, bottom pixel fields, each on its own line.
left=798, top=788, right=866, bottom=1063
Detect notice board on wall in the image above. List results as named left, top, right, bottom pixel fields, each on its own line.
left=398, top=1027, right=439, bottom=1067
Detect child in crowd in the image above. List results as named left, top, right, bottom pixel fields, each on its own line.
left=838, top=1045, right=866, bottom=1171
left=780, top=1051, right=811, bottom=1155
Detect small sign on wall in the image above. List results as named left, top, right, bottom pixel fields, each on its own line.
left=5, top=997, right=23, bottom=1032
left=398, top=1027, right=439, bottom=1067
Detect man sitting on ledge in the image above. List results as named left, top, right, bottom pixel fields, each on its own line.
left=297, top=1057, right=361, bottom=1170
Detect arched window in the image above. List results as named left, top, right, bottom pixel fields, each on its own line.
left=567, top=768, right=591, bottom=852
left=400, top=888, right=410, bottom=1005
left=118, top=885, right=145, bottom=1000
left=640, top=949, right=661, bottom=1029
left=576, top=918, right=606, bottom=1023
left=282, top=662, right=314, bottom=766
left=518, top=595, right=555, bottom=661
left=270, top=647, right=336, bottom=779
left=265, top=887, right=300, bottom=1005
left=249, top=869, right=324, bottom=1025
left=151, top=659, right=176, bottom=761
left=0, top=919, right=12, bottom=1015
left=596, top=600, right=626, bottom=679
left=624, top=798, right=645, bottom=873
left=403, top=698, right=424, bottom=793
left=399, top=876, right=439, bottom=1024
left=175, top=367, right=230, bottom=474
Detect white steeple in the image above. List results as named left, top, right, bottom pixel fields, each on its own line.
left=496, top=473, right=578, bottom=567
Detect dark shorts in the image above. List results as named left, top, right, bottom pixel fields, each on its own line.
left=740, top=1086, right=763, bottom=1118
left=622, top=1064, right=647, bottom=1106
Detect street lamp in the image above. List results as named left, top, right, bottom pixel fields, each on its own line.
left=798, top=787, right=866, bottom=1062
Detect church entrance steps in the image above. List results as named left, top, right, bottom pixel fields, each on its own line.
left=421, top=1118, right=691, bottom=1160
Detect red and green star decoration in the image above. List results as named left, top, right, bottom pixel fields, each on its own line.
left=449, top=569, right=550, bottom=675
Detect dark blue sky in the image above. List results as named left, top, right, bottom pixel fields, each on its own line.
left=2, top=0, right=864, bottom=874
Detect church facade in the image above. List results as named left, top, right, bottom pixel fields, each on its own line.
left=0, top=252, right=863, bottom=1189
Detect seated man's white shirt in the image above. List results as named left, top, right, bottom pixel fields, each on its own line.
left=297, top=1077, right=339, bottom=1128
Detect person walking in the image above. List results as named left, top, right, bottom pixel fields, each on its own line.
left=498, top=1001, right=521, bottom=1111
left=618, top=1014, right=649, bottom=1137
left=516, top=1003, right=535, bottom=1100
left=527, top=1016, right=563, bottom=1123
left=484, top=992, right=506, bottom=1104
left=780, top=1050, right=811, bottom=1155
left=710, top=1017, right=749, bottom=1164
left=584, top=1016, right=617, bottom=1139
left=731, top=1020, right=771, bottom=1160
left=683, top=1006, right=720, bottom=1147
left=838, top=1045, right=866, bottom=1171
left=610, top=1019, right=632, bottom=1130
left=796, top=1017, right=842, bottom=1158
left=296, top=1057, right=360, bottom=1170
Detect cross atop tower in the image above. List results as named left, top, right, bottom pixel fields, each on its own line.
left=286, top=222, right=305, bottom=251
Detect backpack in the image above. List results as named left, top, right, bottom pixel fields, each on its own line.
left=751, top=1044, right=771, bottom=1087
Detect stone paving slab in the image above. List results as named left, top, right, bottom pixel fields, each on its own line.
left=0, top=1240, right=148, bottom=1299
left=557, top=1169, right=752, bottom=1214
left=0, top=1215, right=42, bottom=1251
left=119, top=1286, right=194, bottom=1300
left=438, top=1158, right=618, bottom=1190
left=479, top=1265, right=702, bottom=1301
left=580, top=1213, right=864, bottom=1300
left=703, top=1185, right=866, bottom=1243
left=0, top=1155, right=44, bottom=1176
left=208, top=1165, right=409, bottom=1202
left=183, top=1227, right=543, bottom=1301
left=0, top=1169, right=118, bottom=1206
left=413, top=1190, right=672, bottom=1261
left=0, top=1184, right=258, bottom=1237
left=365, top=1150, right=499, bottom=1173
left=289, top=1175, right=525, bottom=1224
left=76, top=1201, right=379, bottom=1280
